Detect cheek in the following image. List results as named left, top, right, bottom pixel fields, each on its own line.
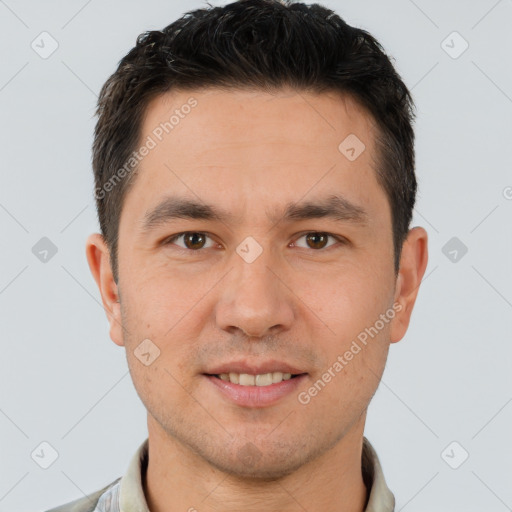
left=126, top=266, right=209, bottom=326
left=295, top=262, right=391, bottom=337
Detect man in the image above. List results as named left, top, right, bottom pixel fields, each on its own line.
left=47, top=0, right=428, bottom=510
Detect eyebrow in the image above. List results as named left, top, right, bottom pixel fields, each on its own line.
left=140, top=194, right=368, bottom=233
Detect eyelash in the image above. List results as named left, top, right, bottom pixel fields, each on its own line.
left=163, top=231, right=347, bottom=252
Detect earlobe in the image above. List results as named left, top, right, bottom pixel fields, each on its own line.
left=390, top=227, right=429, bottom=343
left=85, top=233, right=125, bottom=347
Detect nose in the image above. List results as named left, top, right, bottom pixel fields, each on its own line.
left=214, top=248, right=295, bottom=339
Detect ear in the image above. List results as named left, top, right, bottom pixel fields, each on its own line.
left=85, top=233, right=125, bottom=347
left=390, top=227, right=428, bottom=343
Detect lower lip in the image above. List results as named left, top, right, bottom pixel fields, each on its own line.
left=204, top=374, right=308, bottom=408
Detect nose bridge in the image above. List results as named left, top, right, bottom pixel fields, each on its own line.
left=214, top=239, right=294, bottom=338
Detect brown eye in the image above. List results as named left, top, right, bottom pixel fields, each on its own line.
left=183, top=232, right=207, bottom=249
left=166, top=232, right=215, bottom=250
left=305, top=232, right=329, bottom=249
left=293, top=232, right=341, bottom=250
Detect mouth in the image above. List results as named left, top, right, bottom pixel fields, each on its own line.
left=202, top=360, right=309, bottom=407
left=202, top=370, right=308, bottom=408
left=206, top=372, right=306, bottom=386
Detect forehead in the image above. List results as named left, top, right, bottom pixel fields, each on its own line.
left=122, top=87, right=389, bottom=228
left=143, top=87, right=377, bottom=156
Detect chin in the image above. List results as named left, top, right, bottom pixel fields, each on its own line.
left=208, top=454, right=304, bottom=481
left=194, top=437, right=316, bottom=481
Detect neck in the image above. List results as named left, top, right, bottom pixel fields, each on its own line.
left=143, top=416, right=369, bottom=512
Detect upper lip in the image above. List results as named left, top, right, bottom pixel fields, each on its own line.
left=204, top=360, right=307, bottom=376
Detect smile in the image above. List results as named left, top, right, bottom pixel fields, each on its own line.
left=204, top=373, right=308, bottom=408
left=215, top=372, right=296, bottom=386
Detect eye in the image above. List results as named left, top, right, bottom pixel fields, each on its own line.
left=163, top=231, right=344, bottom=252
left=165, top=232, right=217, bottom=250
left=292, top=232, right=344, bottom=250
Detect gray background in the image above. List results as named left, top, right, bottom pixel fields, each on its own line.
left=1, top=0, right=511, bottom=510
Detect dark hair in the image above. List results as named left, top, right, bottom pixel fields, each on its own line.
left=93, top=0, right=416, bottom=283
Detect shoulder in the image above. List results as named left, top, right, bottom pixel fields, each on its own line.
left=43, top=477, right=122, bottom=512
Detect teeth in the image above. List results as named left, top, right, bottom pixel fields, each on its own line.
left=255, top=373, right=272, bottom=386
left=239, top=373, right=255, bottom=386
left=218, top=372, right=294, bottom=386
left=272, top=372, right=283, bottom=384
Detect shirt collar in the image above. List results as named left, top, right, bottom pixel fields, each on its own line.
left=119, top=436, right=395, bottom=512
left=361, top=436, right=395, bottom=511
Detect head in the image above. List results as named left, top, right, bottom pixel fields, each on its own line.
left=87, top=0, right=428, bottom=480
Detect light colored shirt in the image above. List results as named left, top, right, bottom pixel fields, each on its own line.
left=45, top=436, right=395, bottom=512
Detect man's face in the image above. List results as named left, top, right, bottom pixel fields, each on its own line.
left=111, top=88, right=400, bottom=477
